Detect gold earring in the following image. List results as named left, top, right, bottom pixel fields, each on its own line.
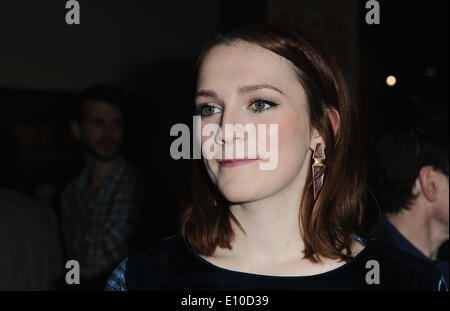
left=312, top=143, right=326, bottom=201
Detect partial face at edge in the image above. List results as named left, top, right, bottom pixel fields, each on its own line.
left=195, top=41, right=318, bottom=203
left=433, top=172, right=449, bottom=231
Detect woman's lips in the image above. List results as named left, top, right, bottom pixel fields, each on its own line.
left=218, top=158, right=259, bottom=168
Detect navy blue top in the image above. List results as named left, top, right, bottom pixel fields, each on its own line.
left=381, top=215, right=449, bottom=285
left=105, top=235, right=447, bottom=291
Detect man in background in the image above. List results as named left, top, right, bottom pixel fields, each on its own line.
left=60, top=85, right=144, bottom=289
left=369, top=119, right=449, bottom=286
left=0, top=125, right=62, bottom=290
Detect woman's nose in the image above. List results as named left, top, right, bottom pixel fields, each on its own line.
left=216, top=109, right=246, bottom=146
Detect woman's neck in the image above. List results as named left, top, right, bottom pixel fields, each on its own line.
left=221, top=162, right=309, bottom=264
left=228, top=197, right=304, bottom=264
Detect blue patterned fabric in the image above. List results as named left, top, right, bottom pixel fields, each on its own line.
left=438, top=276, right=448, bottom=291
left=105, top=258, right=127, bottom=291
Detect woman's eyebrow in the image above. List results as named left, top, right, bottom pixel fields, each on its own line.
left=237, top=84, right=284, bottom=95
left=195, top=89, right=217, bottom=99
left=195, top=84, right=284, bottom=99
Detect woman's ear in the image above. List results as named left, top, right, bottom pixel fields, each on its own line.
left=328, top=108, right=341, bottom=137
left=310, top=108, right=340, bottom=151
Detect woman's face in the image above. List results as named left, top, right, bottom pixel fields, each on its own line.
left=195, top=41, right=314, bottom=203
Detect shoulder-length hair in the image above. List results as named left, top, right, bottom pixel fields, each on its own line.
left=180, top=23, right=367, bottom=263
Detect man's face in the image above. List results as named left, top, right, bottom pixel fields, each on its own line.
left=78, top=100, right=123, bottom=162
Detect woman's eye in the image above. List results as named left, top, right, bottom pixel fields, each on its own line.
left=250, top=99, right=279, bottom=113
left=197, top=104, right=221, bottom=117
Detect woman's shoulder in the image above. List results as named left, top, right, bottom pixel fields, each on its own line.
left=356, top=238, right=447, bottom=291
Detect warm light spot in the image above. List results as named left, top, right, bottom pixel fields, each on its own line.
left=386, top=75, right=397, bottom=87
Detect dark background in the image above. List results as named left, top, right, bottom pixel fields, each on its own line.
left=0, top=0, right=448, bottom=245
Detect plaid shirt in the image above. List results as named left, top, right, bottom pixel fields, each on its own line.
left=61, top=157, right=143, bottom=279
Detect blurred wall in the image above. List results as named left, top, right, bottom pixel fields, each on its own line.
left=0, top=1, right=220, bottom=90
left=268, top=0, right=359, bottom=93
left=0, top=1, right=221, bottom=196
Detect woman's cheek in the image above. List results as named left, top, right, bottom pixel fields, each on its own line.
left=200, top=123, right=220, bottom=180
left=274, top=114, right=309, bottom=171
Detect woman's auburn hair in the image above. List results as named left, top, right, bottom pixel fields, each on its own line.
left=179, top=23, right=367, bottom=263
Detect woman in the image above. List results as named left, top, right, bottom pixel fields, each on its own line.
left=106, top=24, right=447, bottom=291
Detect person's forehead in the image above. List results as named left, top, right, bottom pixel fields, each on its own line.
left=84, top=100, right=122, bottom=118
left=197, top=42, right=298, bottom=90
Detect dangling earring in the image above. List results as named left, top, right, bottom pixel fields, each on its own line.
left=312, top=143, right=326, bottom=201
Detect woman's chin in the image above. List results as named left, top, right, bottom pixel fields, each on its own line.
left=219, top=183, right=262, bottom=204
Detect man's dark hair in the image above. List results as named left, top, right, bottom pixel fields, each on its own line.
left=369, top=119, right=449, bottom=214
left=76, top=84, right=125, bottom=123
